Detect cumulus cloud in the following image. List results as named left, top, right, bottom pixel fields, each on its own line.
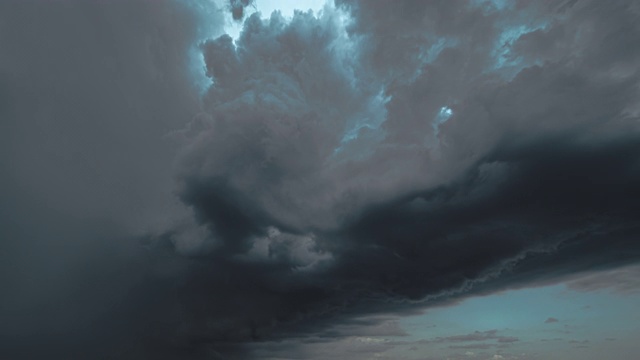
left=173, top=0, right=640, bottom=353
left=2, top=0, right=640, bottom=358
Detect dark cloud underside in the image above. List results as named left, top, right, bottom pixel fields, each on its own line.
left=229, top=0, right=255, bottom=21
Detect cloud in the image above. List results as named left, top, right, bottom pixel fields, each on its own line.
left=0, top=0, right=225, bottom=358
left=228, top=0, right=255, bottom=21
left=545, top=317, right=560, bottom=324
left=238, top=327, right=521, bottom=359
left=565, top=264, right=640, bottom=295
left=451, top=344, right=495, bottom=350
left=172, top=1, right=640, bottom=352
left=568, top=339, right=589, bottom=344
left=3, top=0, right=640, bottom=358
left=434, top=330, right=519, bottom=345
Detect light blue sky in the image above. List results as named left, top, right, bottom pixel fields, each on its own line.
left=390, top=266, right=640, bottom=359
left=250, top=265, right=640, bottom=360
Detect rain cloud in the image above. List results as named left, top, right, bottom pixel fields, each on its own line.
left=1, top=0, right=640, bottom=358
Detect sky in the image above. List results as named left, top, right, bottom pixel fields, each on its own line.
left=1, top=0, right=639, bottom=359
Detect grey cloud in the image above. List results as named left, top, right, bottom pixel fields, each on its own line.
left=434, top=330, right=519, bottom=344
left=449, top=344, right=495, bottom=350
left=545, top=317, right=559, bottom=324
left=149, top=0, right=640, bottom=354
left=565, top=264, right=640, bottom=295
left=246, top=336, right=398, bottom=360
left=3, top=0, right=640, bottom=359
left=229, top=0, right=255, bottom=21
left=331, top=320, right=408, bottom=340
left=0, top=0, right=225, bottom=358
left=241, top=327, right=518, bottom=359
left=568, top=339, right=590, bottom=344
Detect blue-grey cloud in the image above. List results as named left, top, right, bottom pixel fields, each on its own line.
left=2, top=0, right=640, bottom=359
left=565, top=264, right=640, bottom=295
left=229, top=0, right=255, bottom=21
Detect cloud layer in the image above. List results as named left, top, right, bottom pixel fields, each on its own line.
left=2, top=0, right=640, bottom=358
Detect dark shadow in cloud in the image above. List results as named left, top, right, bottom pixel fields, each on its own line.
left=179, top=177, right=269, bottom=253
left=185, top=136, right=640, bottom=358
left=545, top=317, right=560, bottom=324
left=338, top=136, right=640, bottom=302
left=229, top=0, right=255, bottom=21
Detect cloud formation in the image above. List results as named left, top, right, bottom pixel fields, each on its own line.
left=435, top=330, right=519, bottom=344
left=565, top=264, right=640, bottom=295
left=165, top=0, right=640, bottom=354
left=2, top=0, right=640, bottom=358
left=228, top=0, right=255, bottom=21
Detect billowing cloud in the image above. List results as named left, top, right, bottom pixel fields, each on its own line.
left=2, top=0, right=640, bottom=359
left=173, top=0, right=640, bottom=353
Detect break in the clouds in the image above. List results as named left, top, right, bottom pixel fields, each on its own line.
left=1, top=0, right=640, bottom=359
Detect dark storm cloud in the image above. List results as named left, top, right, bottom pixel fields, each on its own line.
left=168, top=0, right=640, bottom=354
left=3, top=0, right=640, bottom=359
left=229, top=0, right=255, bottom=21
left=420, top=329, right=520, bottom=345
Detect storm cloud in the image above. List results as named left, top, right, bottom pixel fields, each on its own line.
left=1, top=0, right=640, bottom=359
left=228, top=0, right=255, bottom=21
